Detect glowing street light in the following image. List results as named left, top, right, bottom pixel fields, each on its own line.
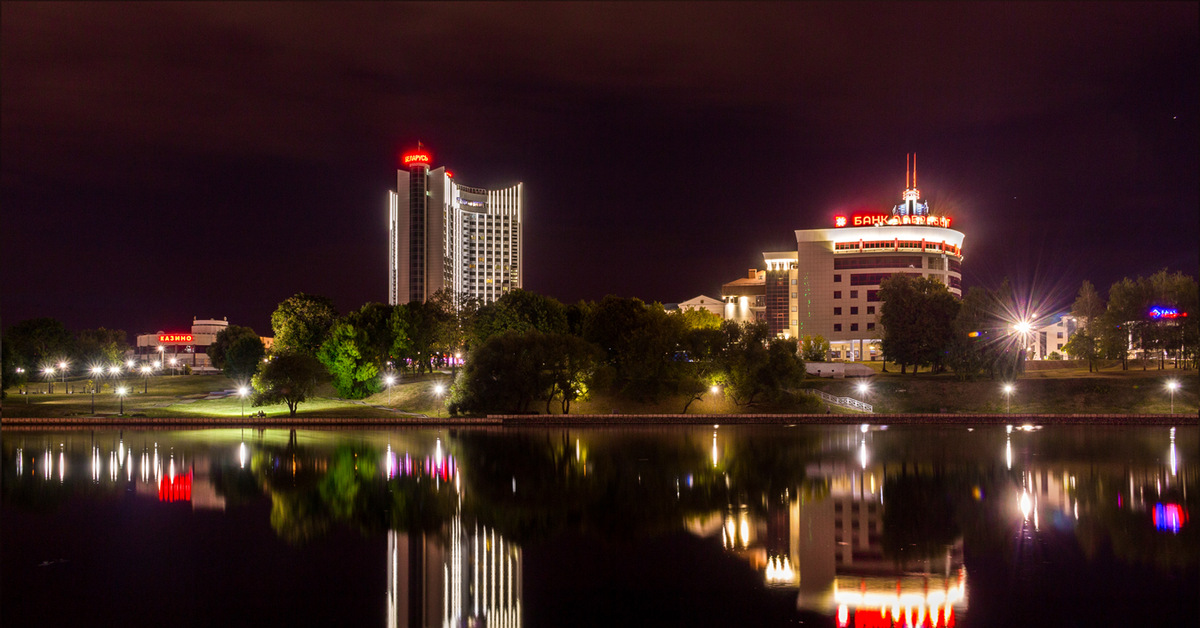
left=433, top=383, right=445, bottom=417
left=116, top=386, right=128, bottom=415
left=169, top=357, right=178, bottom=376
left=140, top=364, right=152, bottom=393
left=1166, top=380, right=1180, bottom=414
left=238, top=386, right=249, bottom=418
left=385, top=374, right=396, bottom=406
left=856, top=380, right=870, bottom=396
left=58, top=361, right=69, bottom=389
left=1003, top=383, right=1015, bottom=414
left=43, top=366, right=55, bottom=394
left=91, top=366, right=105, bottom=414
left=156, top=346, right=165, bottom=371
left=108, top=365, right=121, bottom=376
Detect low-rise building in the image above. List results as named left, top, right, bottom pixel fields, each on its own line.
left=134, top=317, right=272, bottom=373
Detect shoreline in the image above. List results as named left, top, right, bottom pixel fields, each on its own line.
left=1, top=412, right=1194, bottom=428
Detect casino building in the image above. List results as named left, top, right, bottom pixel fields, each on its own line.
left=389, top=144, right=523, bottom=306
left=134, top=317, right=273, bottom=372
left=723, top=156, right=965, bottom=360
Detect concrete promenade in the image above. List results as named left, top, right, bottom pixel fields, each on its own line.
left=1, top=413, right=1193, bottom=428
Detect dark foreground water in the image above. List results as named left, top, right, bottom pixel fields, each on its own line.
left=2, top=423, right=1195, bottom=628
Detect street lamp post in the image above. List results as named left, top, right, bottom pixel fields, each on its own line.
left=44, top=366, right=55, bottom=394
left=434, top=383, right=445, bottom=417
left=117, top=386, right=127, bottom=415
left=141, top=365, right=152, bottom=393
left=239, top=386, right=248, bottom=418
left=385, top=375, right=396, bottom=407
left=91, top=366, right=105, bottom=414
left=1167, top=380, right=1179, bottom=414
left=1003, top=383, right=1015, bottom=414
left=59, top=361, right=68, bottom=392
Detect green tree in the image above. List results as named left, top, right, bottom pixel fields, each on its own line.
left=542, top=333, right=604, bottom=414
left=251, top=351, right=324, bottom=416
left=428, top=288, right=479, bottom=360
left=74, top=327, right=130, bottom=366
left=879, top=275, right=960, bottom=374
left=582, top=296, right=686, bottom=401
left=4, top=317, right=75, bottom=373
left=1102, top=277, right=1146, bottom=370
left=208, top=325, right=265, bottom=380
left=674, top=307, right=722, bottom=331
left=392, top=300, right=451, bottom=374
left=1069, top=281, right=1106, bottom=372
left=270, top=293, right=338, bottom=357
left=946, top=286, right=998, bottom=380
left=800, top=335, right=830, bottom=362
left=448, top=331, right=548, bottom=414
left=317, top=303, right=395, bottom=398
left=471, top=289, right=568, bottom=346
left=720, top=322, right=805, bottom=406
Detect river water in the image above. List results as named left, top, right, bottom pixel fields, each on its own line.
left=2, top=423, right=1195, bottom=627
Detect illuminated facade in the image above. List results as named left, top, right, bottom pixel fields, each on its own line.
left=134, top=317, right=273, bottom=372
left=388, top=145, right=523, bottom=306
left=723, top=157, right=965, bottom=359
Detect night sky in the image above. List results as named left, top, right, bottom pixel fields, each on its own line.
left=3, top=2, right=1196, bottom=338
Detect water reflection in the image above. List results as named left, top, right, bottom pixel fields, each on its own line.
left=3, top=425, right=1196, bottom=627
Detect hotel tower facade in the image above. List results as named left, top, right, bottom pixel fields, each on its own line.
left=389, top=145, right=523, bottom=306
left=723, top=156, right=965, bottom=360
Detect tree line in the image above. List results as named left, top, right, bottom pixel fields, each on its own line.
left=2, top=320, right=131, bottom=395
left=259, top=289, right=811, bottom=416
left=877, top=268, right=1198, bottom=379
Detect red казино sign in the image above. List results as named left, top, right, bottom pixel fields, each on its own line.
left=158, top=333, right=193, bottom=343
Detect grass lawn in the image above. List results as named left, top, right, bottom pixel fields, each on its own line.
left=4, top=362, right=1196, bottom=418
left=3, top=373, right=451, bottom=419
left=805, top=360, right=1199, bottom=414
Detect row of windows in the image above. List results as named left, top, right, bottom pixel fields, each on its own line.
left=832, top=322, right=875, bottom=332
left=835, top=240, right=960, bottom=254
left=833, top=306, right=875, bottom=316
left=833, top=256, right=915, bottom=270
left=851, top=272, right=921, bottom=286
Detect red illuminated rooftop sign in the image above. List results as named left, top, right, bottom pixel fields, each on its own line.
left=158, top=333, right=194, bottom=343
left=402, top=149, right=432, bottom=167
left=834, top=213, right=952, bottom=228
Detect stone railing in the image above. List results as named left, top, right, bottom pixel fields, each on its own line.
left=803, top=389, right=873, bottom=413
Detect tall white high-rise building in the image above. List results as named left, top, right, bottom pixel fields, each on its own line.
left=388, top=145, right=523, bottom=305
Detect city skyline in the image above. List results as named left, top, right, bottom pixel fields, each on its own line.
left=2, top=3, right=1196, bottom=337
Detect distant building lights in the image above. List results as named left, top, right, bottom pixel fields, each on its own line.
left=1149, top=307, right=1186, bottom=319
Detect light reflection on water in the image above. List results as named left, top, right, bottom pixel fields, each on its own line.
left=2, top=424, right=1196, bottom=627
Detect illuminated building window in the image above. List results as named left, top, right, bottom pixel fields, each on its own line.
left=834, top=256, right=913, bottom=270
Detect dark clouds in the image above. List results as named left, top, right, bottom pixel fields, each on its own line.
left=2, top=2, right=1197, bottom=336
